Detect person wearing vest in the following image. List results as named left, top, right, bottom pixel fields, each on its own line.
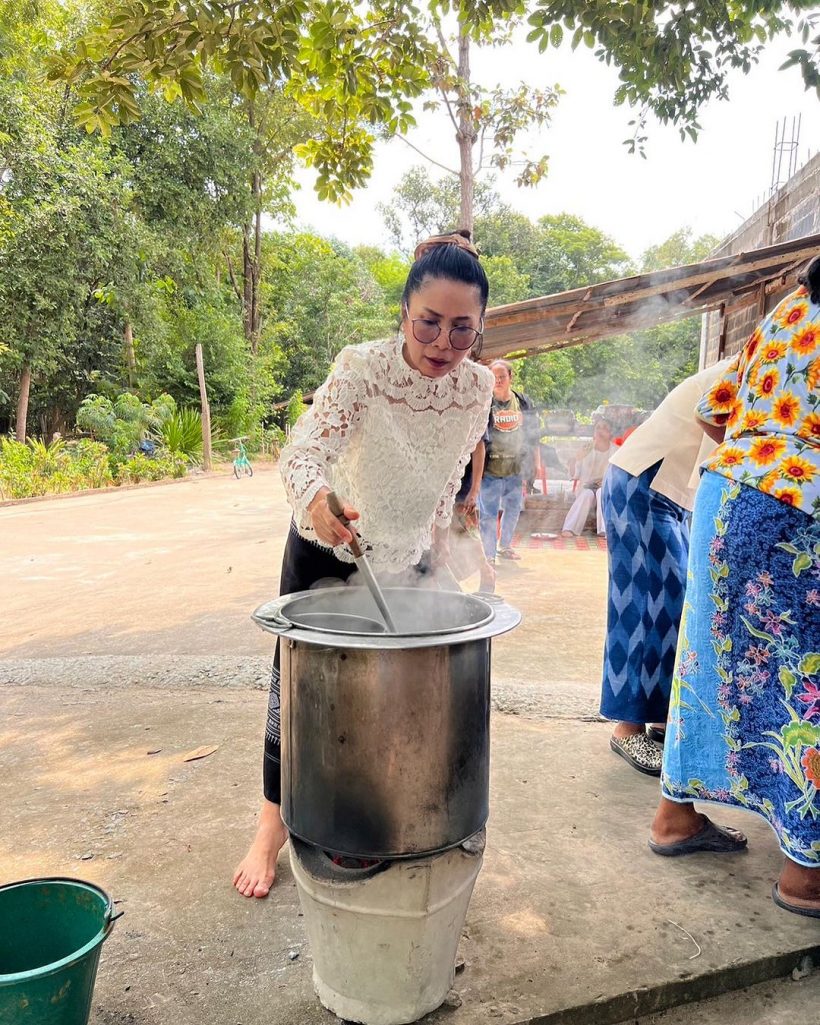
left=479, top=360, right=539, bottom=562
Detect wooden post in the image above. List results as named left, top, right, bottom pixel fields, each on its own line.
left=124, top=322, right=136, bottom=390
left=195, top=343, right=212, bottom=472
left=15, top=361, right=32, bottom=442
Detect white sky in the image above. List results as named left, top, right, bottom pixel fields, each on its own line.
left=289, top=31, right=819, bottom=262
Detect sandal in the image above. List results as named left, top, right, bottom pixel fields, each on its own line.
left=498, top=547, right=521, bottom=561
left=649, top=816, right=748, bottom=857
left=771, top=883, right=820, bottom=919
left=610, top=734, right=663, bottom=776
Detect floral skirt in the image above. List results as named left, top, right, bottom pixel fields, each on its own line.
left=661, top=471, right=820, bottom=867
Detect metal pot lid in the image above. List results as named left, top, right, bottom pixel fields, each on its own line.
left=252, top=586, right=521, bottom=649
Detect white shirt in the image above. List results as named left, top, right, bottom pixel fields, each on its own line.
left=608, top=361, right=732, bottom=511
left=576, top=444, right=617, bottom=486
left=281, top=337, right=494, bottom=571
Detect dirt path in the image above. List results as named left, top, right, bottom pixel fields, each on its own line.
left=1, top=465, right=608, bottom=698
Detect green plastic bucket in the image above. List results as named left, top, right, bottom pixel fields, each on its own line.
left=0, top=877, right=122, bottom=1025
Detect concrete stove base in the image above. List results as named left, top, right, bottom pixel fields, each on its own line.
left=290, top=833, right=485, bottom=1025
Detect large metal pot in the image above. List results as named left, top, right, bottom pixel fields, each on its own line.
left=253, top=587, right=520, bottom=859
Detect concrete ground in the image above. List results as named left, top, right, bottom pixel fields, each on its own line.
left=1, top=468, right=818, bottom=1025
left=635, top=972, right=820, bottom=1025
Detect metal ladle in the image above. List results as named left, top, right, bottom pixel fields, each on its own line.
left=326, top=492, right=398, bottom=633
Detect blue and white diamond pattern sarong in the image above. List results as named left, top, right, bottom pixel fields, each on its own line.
left=600, top=462, right=690, bottom=724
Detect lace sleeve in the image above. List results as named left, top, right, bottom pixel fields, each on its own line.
left=280, top=347, right=367, bottom=529
left=434, top=370, right=494, bottom=529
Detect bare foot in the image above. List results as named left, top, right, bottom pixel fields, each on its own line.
left=612, top=721, right=644, bottom=740
left=650, top=797, right=705, bottom=846
left=561, top=530, right=574, bottom=538
left=777, top=857, right=820, bottom=912
left=233, top=800, right=289, bottom=898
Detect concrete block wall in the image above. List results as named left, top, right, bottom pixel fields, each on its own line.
left=702, top=153, right=820, bottom=366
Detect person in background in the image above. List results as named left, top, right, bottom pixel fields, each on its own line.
left=601, top=360, right=733, bottom=775
left=233, top=232, right=494, bottom=900
left=561, top=419, right=615, bottom=537
left=479, top=360, right=539, bottom=562
left=650, top=257, right=820, bottom=919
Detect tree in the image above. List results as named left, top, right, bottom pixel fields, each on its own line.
left=46, top=0, right=434, bottom=201
left=378, top=165, right=503, bottom=252
left=400, top=6, right=559, bottom=236
left=263, top=232, right=396, bottom=396
left=48, top=1, right=819, bottom=217
left=522, top=3, right=819, bottom=153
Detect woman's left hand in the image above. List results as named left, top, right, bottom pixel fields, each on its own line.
left=462, top=488, right=480, bottom=515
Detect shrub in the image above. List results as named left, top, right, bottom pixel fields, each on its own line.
left=251, top=424, right=286, bottom=457
left=286, top=390, right=307, bottom=428
left=0, top=437, right=113, bottom=499
left=76, top=391, right=177, bottom=457
left=115, top=451, right=188, bottom=484
left=156, top=408, right=203, bottom=461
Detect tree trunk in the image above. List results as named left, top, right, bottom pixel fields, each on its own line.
left=124, top=322, right=136, bottom=390
left=456, top=27, right=476, bottom=238
left=242, top=221, right=254, bottom=341
left=195, top=343, right=213, bottom=472
left=15, top=362, right=32, bottom=442
left=251, top=176, right=262, bottom=353
left=239, top=101, right=264, bottom=357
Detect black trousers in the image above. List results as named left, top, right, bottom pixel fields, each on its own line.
left=263, top=522, right=432, bottom=804
left=263, top=525, right=356, bottom=803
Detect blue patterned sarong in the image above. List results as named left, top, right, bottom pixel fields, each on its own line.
left=662, top=471, right=820, bottom=867
left=600, top=463, right=690, bottom=723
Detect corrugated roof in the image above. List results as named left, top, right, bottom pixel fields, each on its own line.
left=481, top=232, right=820, bottom=360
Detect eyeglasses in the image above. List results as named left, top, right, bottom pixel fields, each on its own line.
left=406, top=311, right=483, bottom=351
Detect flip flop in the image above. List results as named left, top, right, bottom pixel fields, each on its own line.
left=610, top=734, right=663, bottom=776
left=771, top=883, right=820, bottom=919
left=649, top=816, right=748, bottom=857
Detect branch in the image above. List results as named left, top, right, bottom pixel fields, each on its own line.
left=477, top=124, right=487, bottom=173
left=395, top=135, right=459, bottom=176
left=224, top=252, right=243, bottom=302
left=432, top=16, right=460, bottom=133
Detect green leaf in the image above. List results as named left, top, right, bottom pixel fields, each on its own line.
left=779, top=667, right=797, bottom=698
left=781, top=721, right=820, bottom=749
left=741, top=617, right=776, bottom=645
left=793, top=552, right=812, bottom=576
left=799, top=654, right=820, bottom=677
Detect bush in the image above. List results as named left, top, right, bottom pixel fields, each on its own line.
left=0, top=437, right=113, bottom=499
left=115, top=451, right=188, bottom=484
left=286, top=390, right=307, bottom=428
left=251, top=424, right=286, bottom=457
left=76, top=391, right=177, bottom=459
left=156, top=408, right=204, bottom=461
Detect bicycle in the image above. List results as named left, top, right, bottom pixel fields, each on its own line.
left=231, top=437, right=254, bottom=479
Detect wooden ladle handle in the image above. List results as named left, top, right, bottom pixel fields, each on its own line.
left=326, top=491, right=363, bottom=559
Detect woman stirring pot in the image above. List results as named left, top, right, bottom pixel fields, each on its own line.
left=233, top=233, right=495, bottom=898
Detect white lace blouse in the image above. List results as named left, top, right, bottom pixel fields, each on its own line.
left=280, top=336, right=494, bottom=571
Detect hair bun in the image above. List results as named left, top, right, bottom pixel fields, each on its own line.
left=413, top=231, right=480, bottom=263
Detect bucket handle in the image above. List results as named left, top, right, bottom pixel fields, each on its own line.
left=104, top=907, right=125, bottom=937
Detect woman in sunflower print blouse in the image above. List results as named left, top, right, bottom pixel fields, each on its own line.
left=649, top=255, right=820, bottom=919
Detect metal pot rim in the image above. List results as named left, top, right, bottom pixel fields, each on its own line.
left=252, top=587, right=521, bottom=649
